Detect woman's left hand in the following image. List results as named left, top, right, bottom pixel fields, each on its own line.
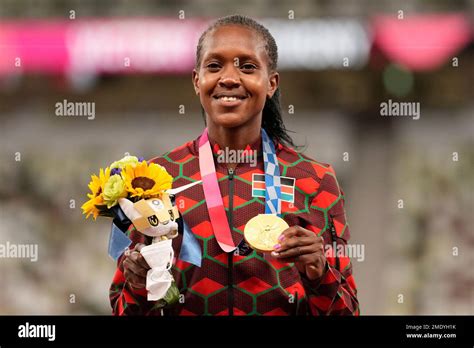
left=271, top=225, right=327, bottom=281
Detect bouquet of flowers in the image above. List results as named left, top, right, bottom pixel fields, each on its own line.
left=82, top=155, right=180, bottom=306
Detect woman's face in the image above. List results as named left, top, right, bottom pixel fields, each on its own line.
left=193, top=25, right=279, bottom=129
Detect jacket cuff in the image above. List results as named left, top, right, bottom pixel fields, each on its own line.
left=300, top=261, right=341, bottom=292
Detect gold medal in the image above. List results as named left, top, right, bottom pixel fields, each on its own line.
left=244, top=214, right=289, bottom=252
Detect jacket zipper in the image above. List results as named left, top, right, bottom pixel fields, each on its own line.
left=293, top=291, right=299, bottom=316
left=329, top=216, right=340, bottom=271
left=227, top=167, right=235, bottom=316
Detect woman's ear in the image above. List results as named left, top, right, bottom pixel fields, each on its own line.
left=267, top=72, right=279, bottom=99
left=192, top=69, right=200, bottom=95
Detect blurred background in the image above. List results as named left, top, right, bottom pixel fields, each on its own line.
left=0, top=0, right=473, bottom=315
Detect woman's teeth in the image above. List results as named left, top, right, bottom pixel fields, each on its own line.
left=219, top=96, right=238, bottom=101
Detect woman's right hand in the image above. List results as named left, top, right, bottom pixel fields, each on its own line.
left=123, top=243, right=151, bottom=289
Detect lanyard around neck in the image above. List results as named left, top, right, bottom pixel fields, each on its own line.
left=198, top=127, right=281, bottom=253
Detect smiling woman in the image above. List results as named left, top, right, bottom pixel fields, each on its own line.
left=109, top=14, right=360, bottom=316
left=193, top=23, right=278, bottom=143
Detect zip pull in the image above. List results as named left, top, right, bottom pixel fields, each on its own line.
left=330, top=222, right=337, bottom=239
left=228, top=167, right=234, bottom=179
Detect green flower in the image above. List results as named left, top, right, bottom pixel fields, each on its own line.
left=102, top=175, right=127, bottom=208
left=110, top=155, right=139, bottom=170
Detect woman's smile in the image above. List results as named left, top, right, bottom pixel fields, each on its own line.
left=212, top=91, right=249, bottom=108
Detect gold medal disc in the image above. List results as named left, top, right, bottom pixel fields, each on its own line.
left=244, top=214, right=289, bottom=252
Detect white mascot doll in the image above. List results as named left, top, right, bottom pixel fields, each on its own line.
left=118, top=193, right=179, bottom=301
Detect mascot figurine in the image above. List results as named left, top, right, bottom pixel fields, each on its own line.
left=118, top=193, right=179, bottom=302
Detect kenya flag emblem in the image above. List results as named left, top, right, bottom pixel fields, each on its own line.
left=252, top=174, right=295, bottom=203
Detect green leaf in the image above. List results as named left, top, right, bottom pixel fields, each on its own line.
left=149, top=280, right=180, bottom=311
left=95, top=204, right=114, bottom=218
left=163, top=281, right=180, bottom=306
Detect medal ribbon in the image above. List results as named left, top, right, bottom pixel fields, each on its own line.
left=199, top=129, right=236, bottom=252
left=262, top=128, right=282, bottom=216
left=198, top=128, right=281, bottom=253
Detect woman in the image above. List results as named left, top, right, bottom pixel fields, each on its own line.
left=110, top=14, right=359, bottom=316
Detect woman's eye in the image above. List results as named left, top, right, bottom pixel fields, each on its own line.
left=241, top=64, right=257, bottom=72
left=206, top=63, right=221, bottom=71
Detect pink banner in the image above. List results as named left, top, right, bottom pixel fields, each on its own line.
left=0, top=18, right=207, bottom=75
left=372, top=14, right=472, bottom=71
left=0, top=15, right=471, bottom=75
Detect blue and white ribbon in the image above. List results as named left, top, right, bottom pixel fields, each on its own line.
left=261, top=128, right=282, bottom=216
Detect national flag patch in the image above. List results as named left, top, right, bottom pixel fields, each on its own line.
left=252, top=174, right=295, bottom=203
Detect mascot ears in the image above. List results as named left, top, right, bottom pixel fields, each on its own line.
left=118, top=198, right=140, bottom=221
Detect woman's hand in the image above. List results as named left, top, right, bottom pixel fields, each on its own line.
left=123, top=243, right=151, bottom=289
left=271, top=226, right=327, bottom=281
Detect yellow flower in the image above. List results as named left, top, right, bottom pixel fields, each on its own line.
left=81, top=167, right=110, bottom=219
left=123, top=161, right=172, bottom=199
left=103, top=174, right=127, bottom=209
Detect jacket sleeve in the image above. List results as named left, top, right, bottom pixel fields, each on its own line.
left=302, top=167, right=360, bottom=315
left=109, top=224, right=163, bottom=316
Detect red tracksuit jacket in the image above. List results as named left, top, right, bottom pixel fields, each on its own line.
left=110, top=134, right=359, bottom=315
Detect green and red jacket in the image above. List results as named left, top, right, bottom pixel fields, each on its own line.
left=110, top=134, right=359, bottom=315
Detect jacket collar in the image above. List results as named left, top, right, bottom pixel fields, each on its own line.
left=191, top=129, right=282, bottom=158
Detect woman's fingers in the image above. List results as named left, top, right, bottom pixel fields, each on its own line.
left=123, top=243, right=152, bottom=289
left=272, top=244, right=320, bottom=260
left=124, top=268, right=146, bottom=289
left=274, top=232, right=324, bottom=253
left=278, top=225, right=313, bottom=241
left=124, top=255, right=148, bottom=277
left=271, top=227, right=325, bottom=266
left=271, top=225, right=328, bottom=280
left=275, top=236, right=317, bottom=251
left=134, top=243, right=146, bottom=252
left=136, top=253, right=151, bottom=270
left=275, top=252, right=315, bottom=264
left=132, top=244, right=151, bottom=270
left=123, top=259, right=147, bottom=288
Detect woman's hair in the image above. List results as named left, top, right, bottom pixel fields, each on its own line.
left=195, top=14, right=296, bottom=148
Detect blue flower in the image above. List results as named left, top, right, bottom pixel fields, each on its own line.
left=110, top=168, right=122, bottom=176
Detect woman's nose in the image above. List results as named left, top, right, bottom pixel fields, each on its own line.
left=218, top=77, right=240, bottom=88
left=218, top=68, right=240, bottom=88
